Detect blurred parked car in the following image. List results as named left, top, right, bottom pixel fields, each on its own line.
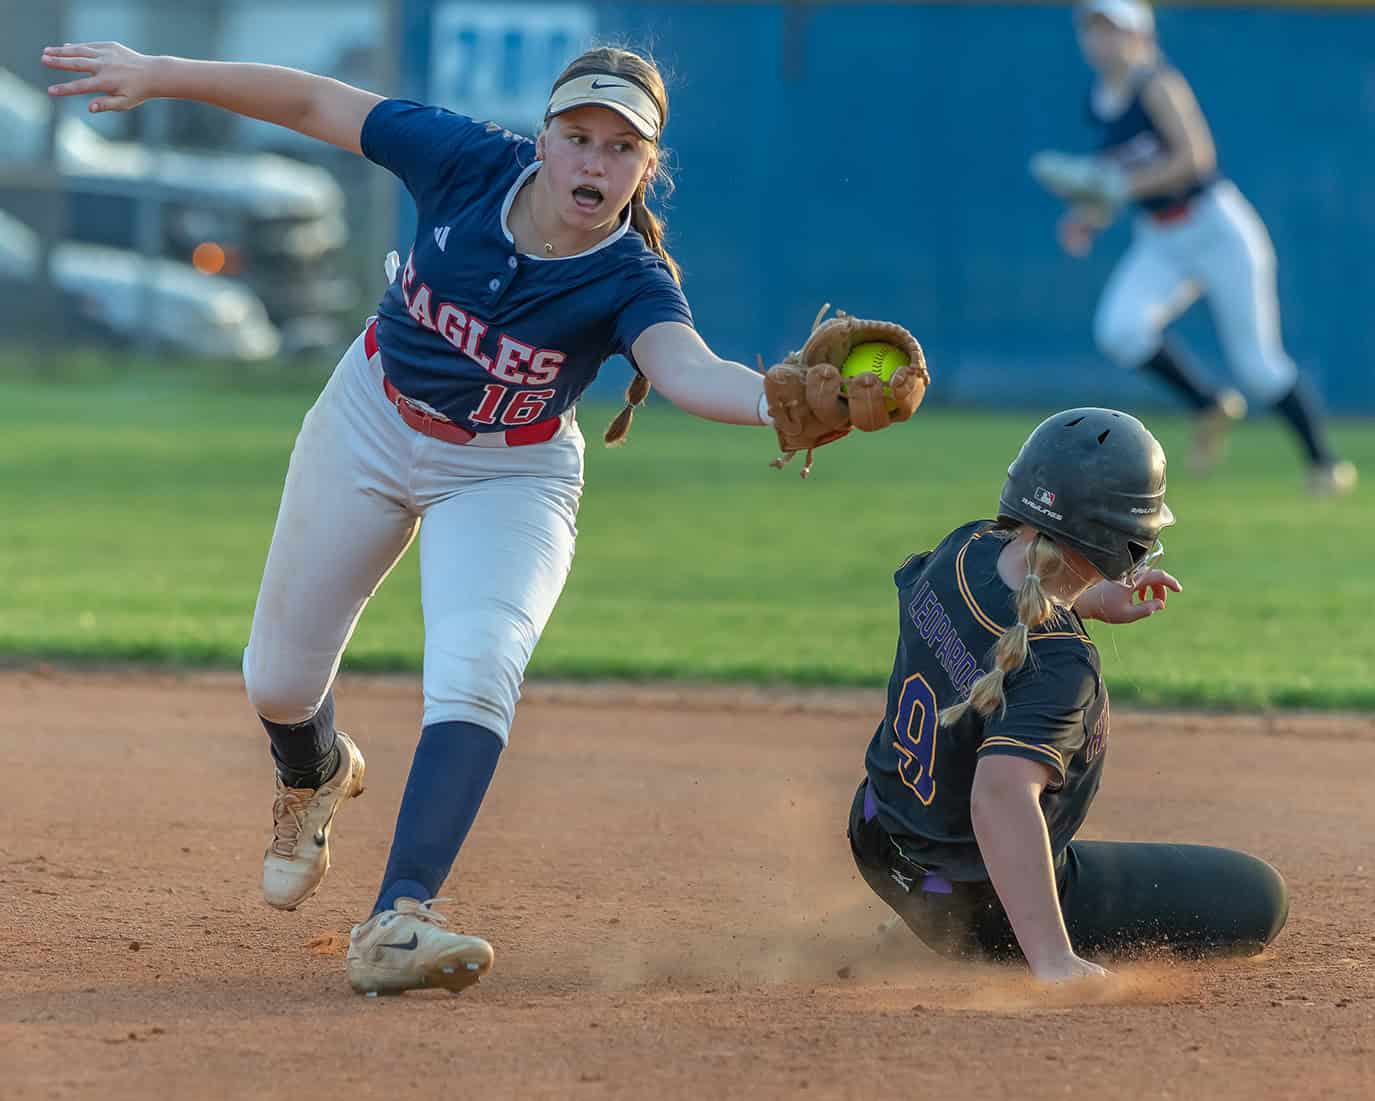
left=0, top=210, right=280, bottom=361
left=0, top=68, right=352, bottom=350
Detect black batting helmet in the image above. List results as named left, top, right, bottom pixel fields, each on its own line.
left=997, top=408, right=1174, bottom=581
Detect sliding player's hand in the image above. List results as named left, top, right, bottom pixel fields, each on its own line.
left=1076, top=570, right=1181, bottom=624
left=1032, top=952, right=1113, bottom=983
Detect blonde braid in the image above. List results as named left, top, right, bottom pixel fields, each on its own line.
left=941, top=533, right=1063, bottom=725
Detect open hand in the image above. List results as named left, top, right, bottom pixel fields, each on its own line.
left=1032, top=952, right=1113, bottom=983
left=42, top=42, right=157, bottom=113
left=1075, top=570, right=1182, bottom=624
left=1057, top=211, right=1097, bottom=258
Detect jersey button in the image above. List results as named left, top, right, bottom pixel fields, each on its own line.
left=488, top=278, right=500, bottom=292
left=507, top=256, right=517, bottom=269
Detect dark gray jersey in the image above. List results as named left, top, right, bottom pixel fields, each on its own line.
left=863, top=521, right=1110, bottom=882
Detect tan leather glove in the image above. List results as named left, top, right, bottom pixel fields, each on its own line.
left=763, top=305, right=929, bottom=477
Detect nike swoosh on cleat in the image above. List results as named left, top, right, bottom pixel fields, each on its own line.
left=381, top=933, right=419, bottom=951
left=314, top=797, right=345, bottom=847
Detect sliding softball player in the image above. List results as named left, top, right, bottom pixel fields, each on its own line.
left=850, top=408, right=1288, bottom=980
left=1031, top=0, right=1356, bottom=495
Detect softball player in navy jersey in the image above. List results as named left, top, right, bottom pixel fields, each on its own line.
left=1031, top=0, right=1356, bottom=495
left=850, top=409, right=1287, bottom=981
left=43, top=40, right=897, bottom=995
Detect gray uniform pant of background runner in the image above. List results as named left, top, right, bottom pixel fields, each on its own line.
left=1093, top=181, right=1298, bottom=404
left=241, top=327, right=584, bottom=743
left=847, top=781, right=1289, bottom=960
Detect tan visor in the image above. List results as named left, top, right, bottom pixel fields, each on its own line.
left=545, top=73, right=661, bottom=141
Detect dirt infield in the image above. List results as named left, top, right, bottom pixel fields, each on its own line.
left=3, top=669, right=1373, bottom=1100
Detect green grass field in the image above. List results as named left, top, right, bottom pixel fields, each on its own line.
left=1, top=366, right=1371, bottom=709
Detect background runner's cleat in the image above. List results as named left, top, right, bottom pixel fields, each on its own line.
left=1307, top=460, right=1358, bottom=498
left=1190, top=389, right=1247, bottom=475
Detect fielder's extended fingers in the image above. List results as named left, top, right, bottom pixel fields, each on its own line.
left=41, top=54, right=101, bottom=74
left=46, top=76, right=107, bottom=97
left=44, top=44, right=102, bottom=58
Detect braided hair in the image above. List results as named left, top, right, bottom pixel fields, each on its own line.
left=940, top=532, right=1065, bottom=725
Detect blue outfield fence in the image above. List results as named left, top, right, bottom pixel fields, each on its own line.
left=399, top=2, right=1375, bottom=412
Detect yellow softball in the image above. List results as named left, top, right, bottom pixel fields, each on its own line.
left=840, top=342, right=908, bottom=411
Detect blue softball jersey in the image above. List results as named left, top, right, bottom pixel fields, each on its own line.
left=360, top=99, right=693, bottom=432
left=1088, top=65, right=1220, bottom=214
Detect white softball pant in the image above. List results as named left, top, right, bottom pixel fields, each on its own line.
left=241, top=327, right=584, bottom=743
left=1093, top=181, right=1297, bottom=404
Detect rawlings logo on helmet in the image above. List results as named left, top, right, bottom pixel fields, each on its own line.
left=1020, top=495, right=1064, bottom=522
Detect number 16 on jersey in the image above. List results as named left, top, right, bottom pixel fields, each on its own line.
left=893, top=673, right=939, bottom=805
left=470, top=384, right=555, bottom=426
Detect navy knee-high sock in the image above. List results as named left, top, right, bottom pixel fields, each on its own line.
left=1140, top=343, right=1219, bottom=411
left=1273, top=378, right=1334, bottom=466
left=261, top=692, right=338, bottom=790
left=373, top=721, right=503, bottom=915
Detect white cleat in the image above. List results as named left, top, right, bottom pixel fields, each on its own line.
left=1191, top=389, right=1247, bottom=475
left=1307, top=460, right=1358, bottom=498
left=261, top=732, right=366, bottom=911
left=347, top=897, right=494, bottom=996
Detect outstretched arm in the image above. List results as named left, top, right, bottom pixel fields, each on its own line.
left=44, top=42, right=381, bottom=154
left=630, top=321, right=770, bottom=426
left=971, top=755, right=1109, bottom=982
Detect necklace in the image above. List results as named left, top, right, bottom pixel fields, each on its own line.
left=528, top=208, right=555, bottom=255
left=519, top=193, right=557, bottom=255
